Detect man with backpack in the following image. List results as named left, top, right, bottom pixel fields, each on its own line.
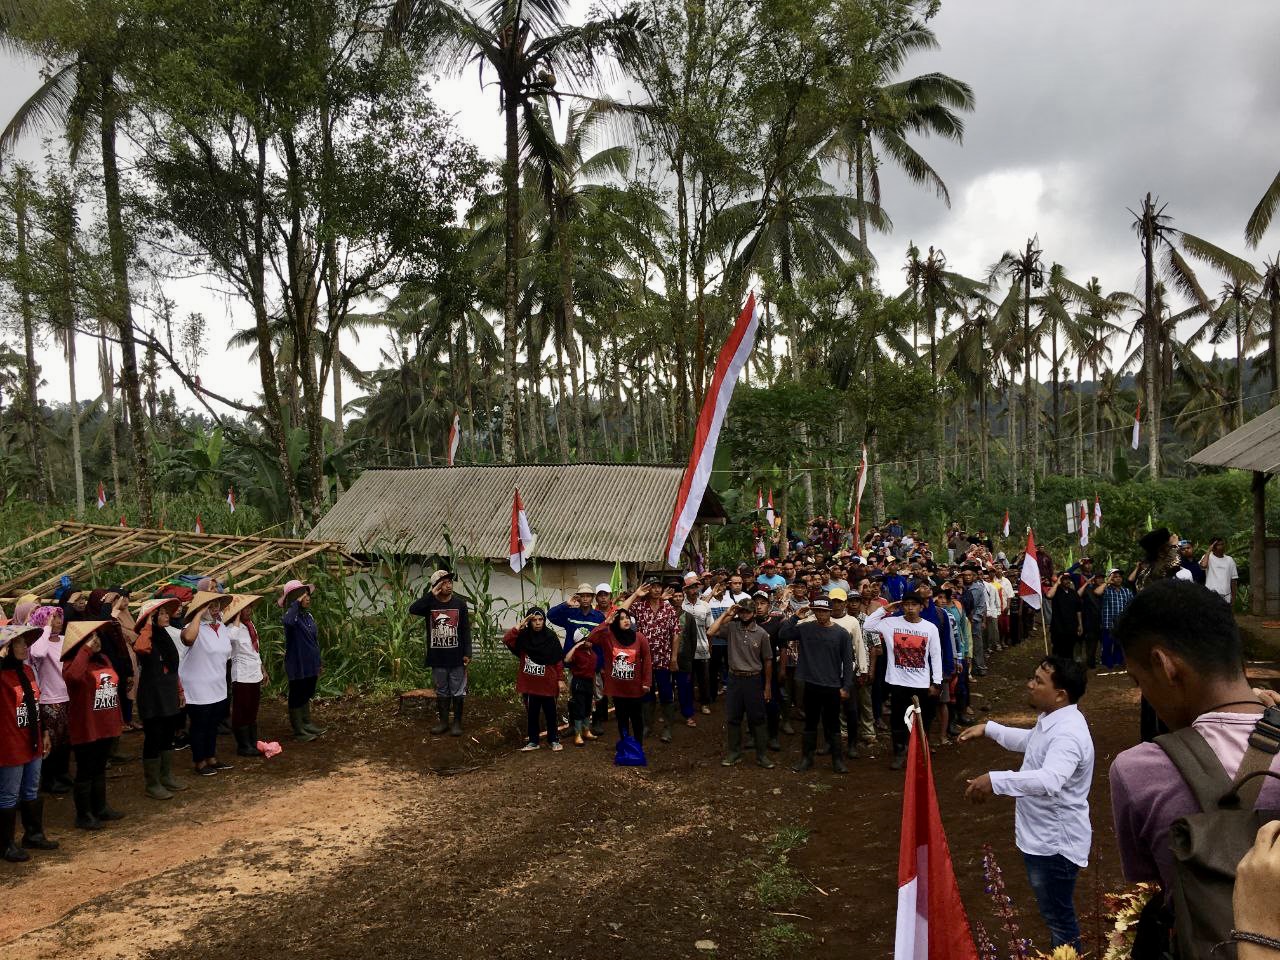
left=1109, top=579, right=1280, bottom=960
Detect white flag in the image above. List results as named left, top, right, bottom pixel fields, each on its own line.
left=1131, top=403, right=1141, bottom=450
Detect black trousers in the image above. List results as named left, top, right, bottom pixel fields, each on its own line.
left=568, top=677, right=593, bottom=728
left=802, top=684, right=841, bottom=744
left=692, top=660, right=712, bottom=705
left=142, top=713, right=180, bottom=760
left=614, top=695, right=644, bottom=743
left=709, top=646, right=729, bottom=700
left=725, top=673, right=766, bottom=728
left=525, top=694, right=559, bottom=744
left=72, top=737, right=111, bottom=785
left=288, top=676, right=318, bottom=710
left=889, top=684, right=936, bottom=753
left=187, top=700, right=226, bottom=764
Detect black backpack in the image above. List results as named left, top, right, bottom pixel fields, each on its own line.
left=1145, top=708, right=1280, bottom=960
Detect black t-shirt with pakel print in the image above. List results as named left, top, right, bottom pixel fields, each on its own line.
left=409, top=592, right=472, bottom=669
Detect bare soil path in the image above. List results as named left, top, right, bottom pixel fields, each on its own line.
left=1, top=637, right=1140, bottom=960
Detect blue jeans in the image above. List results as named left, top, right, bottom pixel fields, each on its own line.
left=674, top=671, right=694, bottom=718
left=1100, top=627, right=1125, bottom=669
left=1023, top=853, right=1081, bottom=950
left=645, top=668, right=676, bottom=705
left=0, top=756, right=42, bottom=808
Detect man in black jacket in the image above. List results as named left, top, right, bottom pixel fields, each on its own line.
left=409, top=570, right=472, bottom=736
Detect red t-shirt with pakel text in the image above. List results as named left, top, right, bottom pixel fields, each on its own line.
left=0, top=665, right=41, bottom=766
left=64, top=645, right=123, bottom=745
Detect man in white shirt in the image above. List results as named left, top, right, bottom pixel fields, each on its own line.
left=959, top=656, right=1094, bottom=951
left=863, top=591, right=941, bottom=770
left=1200, top=537, right=1239, bottom=606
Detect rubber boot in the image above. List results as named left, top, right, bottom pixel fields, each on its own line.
left=753, top=724, right=775, bottom=769
left=450, top=696, right=465, bottom=736
left=890, top=746, right=908, bottom=770
left=845, top=736, right=860, bottom=761
left=73, top=782, right=102, bottom=830
left=817, top=739, right=830, bottom=756
left=290, top=708, right=317, bottom=742
left=106, top=735, right=131, bottom=767
left=143, top=758, right=174, bottom=800
left=234, top=727, right=259, bottom=758
left=660, top=701, right=675, bottom=743
left=830, top=737, right=848, bottom=774
left=430, top=698, right=450, bottom=735
left=721, top=723, right=743, bottom=766
left=792, top=731, right=816, bottom=772
left=20, top=798, right=58, bottom=850
left=159, top=751, right=187, bottom=792
left=92, top=774, right=125, bottom=822
left=301, top=703, right=325, bottom=737
left=780, top=704, right=796, bottom=736
left=1, top=807, right=28, bottom=862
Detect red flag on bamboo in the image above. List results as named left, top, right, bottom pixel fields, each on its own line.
left=853, top=444, right=869, bottom=552
left=1001, top=509, right=1010, bottom=538
left=96, top=481, right=107, bottom=510
left=1019, top=529, right=1043, bottom=610
left=447, top=411, right=461, bottom=466
left=194, top=515, right=205, bottom=535
left=226, top=486, right=236, bottom=513
left=509, top=488, right=535, bottom=573
left=1131, top=402, right=1141, bottom=450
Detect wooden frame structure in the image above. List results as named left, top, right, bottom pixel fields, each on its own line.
left=0, top=522, right=364, bottom=603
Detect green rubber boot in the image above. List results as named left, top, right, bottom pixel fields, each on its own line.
left=290, top=708, right=317, bottom=742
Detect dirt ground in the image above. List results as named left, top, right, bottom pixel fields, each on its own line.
left=1, top=636, right=1142, bottom=960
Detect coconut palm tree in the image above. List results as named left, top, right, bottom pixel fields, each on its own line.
left=1191, top=280, right=1262, bottom=427
left=990, top=238, right=1045, bottom=502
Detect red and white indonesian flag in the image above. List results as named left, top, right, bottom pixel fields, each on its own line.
left=194, top=514, right=205, bottom=535
left=1131, top=402, right=1141, bottom=450
left=1093, top=494, right=1102, bottom=530
left=509, top=487, right=535, bottom=573
left=119, top=515, right=128, bottom=528
left=447, top=411, right=460, bottom=466
left=895, top=705, right=979, bottom=960
left=1019, top=529, right=1043, bottom=610
left=96, top=481, right=107, bottom=510
left=757, top=488, right=764, bottom=511
left=226, top=485, right=236, bottom=513
left=1001, top=509, right=1010, bottom=538
left=664, top=292, right=761, bottom=567
left=853, top=443, right=869, bottom=549
left=1078, top=500, right=1090, bottom=548
left=765, top=489, right=776, bottom=529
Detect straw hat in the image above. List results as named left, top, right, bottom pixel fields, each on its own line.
left=277, top=579, right=314, bottom=608
left=0, top=624, right=41, bottom=658
left=60, top=620, right=111, bottom=661
left=186, top=591, right=231, bottom=621
left=135, top=596, right=180, bottom=628
left=223, top=594, right=263, bottom=623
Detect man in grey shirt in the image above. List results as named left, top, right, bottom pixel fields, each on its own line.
left=961, top=565, right=988, bottom=676
left=780, top=596, right=854, bottom=774
left=708, top=599, right=774, bottom=769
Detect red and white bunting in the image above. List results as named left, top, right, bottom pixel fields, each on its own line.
left=509, top=487, right=535, bottom=573
left=664, top=292, right=761, bottom=567
left=1131, top=402, right=1141, bottom=450
left=96, top=481, right=107, bottom=510
left=447, top=411, right=461, bottom=466
left=1019, top=529, right=1043, bottom=610
left=765, top=489, right=776, bottom=530
left=895, top=705, right=979, bottom=960
left=226, top=486, right=236, bottom=513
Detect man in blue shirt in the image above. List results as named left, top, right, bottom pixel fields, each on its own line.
left=756, top=559, right=786, bottom=592
left=915, top=581, right=955, bottom=743
left=546, top=582, right=606, bottom=653
left=882, top=562, right=909, bottom=602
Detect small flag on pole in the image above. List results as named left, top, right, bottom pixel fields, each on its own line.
left=1131, top=402, right=1141, bottom=450
left=447, top=411, right=461, bottom=466
left=119, top=515, right=128, bottom=528
left=509, top=488, right=536, bottom=573
left=1093, top=494, right=1102, bottom=530
left=1019, top=529, right=1043, bottom=610
left=853, top=444, right=869, bottom=551
left=96, top=481, right=107, bottom=510
left=226, top=486, right=236, bottom=513
left=765, top=489, right=776, bottom=529
left=756, top=488, right=763, bottom=511
left=194, top=514, right=205, bottom=535
left=1079, top=500, right=1090, bottom=548
left=1001, top=509, right=1010, bottom=538
left=894, top=702, right=980, bottom=960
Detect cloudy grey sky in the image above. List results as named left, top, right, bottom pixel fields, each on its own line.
left=4, top=0, right=1280, bottom=413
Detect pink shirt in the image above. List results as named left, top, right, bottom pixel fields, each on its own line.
left=1110, top=711, right=1280, bottom=891
left=26, top=628, right=69, bottom=705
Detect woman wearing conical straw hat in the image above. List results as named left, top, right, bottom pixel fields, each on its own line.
left=0, top=624, right=57, bottom=861
left=279, top=580, right=324, bottom=741
left=179, top=591, right=234, bottom=777
left=133, top=597, right=186, bottom=800
left=224, top=595, right=265, bottom=758
left=27, top=605, right=72, bottom=795
left=61, top=620, right=125, bottom=829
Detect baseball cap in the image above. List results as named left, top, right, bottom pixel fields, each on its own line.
left=429, top=569, right=454, bottom=587
left=735, top=599, right=754, bottom=613
left=810, top=597, right=831, bottom=611
left=752, top=590, right=770, bottom=600
left=828, top=588, right=848, bottom=601
left=761, top=559, right=776, bottom=568
left=595, top=583, right=612, bottom=594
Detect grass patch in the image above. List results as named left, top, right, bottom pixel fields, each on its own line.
left=754, top=921, right=811, bottom=959
left=767, top=826, right=809, bottom=857
left=755, top=826, right=809, bottom=909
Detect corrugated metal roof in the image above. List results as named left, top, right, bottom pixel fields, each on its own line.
left=308, top=464, right=727, bottom=562
left=1189, top=404, right=1280, bottom=473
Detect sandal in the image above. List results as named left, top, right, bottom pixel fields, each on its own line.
left=685, top=718, right=697, bottom=727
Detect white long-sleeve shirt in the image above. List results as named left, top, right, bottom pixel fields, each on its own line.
left=862, top=607, right=941, bottom=688
left=985, top=704, right=1095, bottom=867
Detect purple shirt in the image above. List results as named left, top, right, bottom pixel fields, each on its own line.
left=1110, top=711, right=1280, bottom=891
left=26, top=628, right=68, bottom=705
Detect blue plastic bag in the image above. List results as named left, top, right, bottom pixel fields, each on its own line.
left=614, top=734, right=647, bottom=767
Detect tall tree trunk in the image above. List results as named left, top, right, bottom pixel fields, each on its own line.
left=100, top=70, right=153, bottom=524
left=1236, top=318, right=1245, bottom=427
left=500, top=94, right=521, bottom=461
left=332, top=330, right=344, bottom=495
left=1269, top=270, right=1280, bottom=401
left=1141, top=194, right=1160, bottom=479
left=12, top=172, right=47, bottom=502
left=1075, top=365, right=1084, bottom=478
left=66, top=332, right=84, bottom=516
left=554, top=202, right=588, bottom=454
left=1023, top=246, right=1036, bottom=506
left=1050, top=319, right=1061, bottom=472
left=54, top=195, right=86, bottom=516
left=99, top=324, right=122, bottom=506
left=553, top=339, right=570, bottom=462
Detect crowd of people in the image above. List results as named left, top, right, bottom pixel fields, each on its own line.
left=0, top=576, right=325, bottom=862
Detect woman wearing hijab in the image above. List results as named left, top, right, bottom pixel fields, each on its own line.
left=224, top=595, right=265, bottom=758
left=86, top=589, right=138, bottom=759
left=62, top=620, right=125, bottom=829
left=179, top=591, right=233, bottom=776
left=27, top=606, right=72, bottom=795
left=280, top=580, right=324, bottom=742
left=586, top=609, right=653, bottom=744
left=133, top=597, right=186, bottom=799
left=503, top=608, right=566, bottom=752
left=10, top=595, right=38, bottom=627
left=0, top=625, right=57, bottom=861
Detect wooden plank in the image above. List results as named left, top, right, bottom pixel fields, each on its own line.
left=235, top=543, right=334, bottom=589
left=23, top=530, right=152, bottom=597
left=0, top=525, right=61, bottom=558
left=0, top=530, right=102, bottom=596
left=118, top=537, right=241, bottom=590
